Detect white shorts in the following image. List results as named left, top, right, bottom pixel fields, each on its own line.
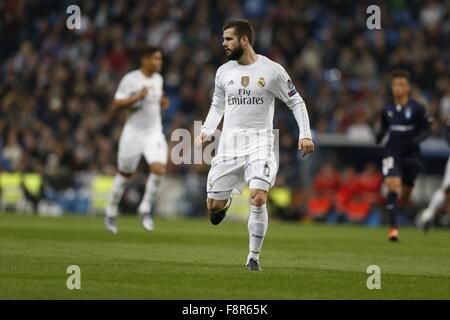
left=206, top=152, right=278, bottom=200
left=118, top=129, right=167, bottom=174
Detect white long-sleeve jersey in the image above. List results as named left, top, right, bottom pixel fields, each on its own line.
left=201, top=54, right=312, bottom=157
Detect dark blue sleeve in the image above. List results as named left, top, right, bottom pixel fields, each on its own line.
left=410, top=105, right=432, bottom=144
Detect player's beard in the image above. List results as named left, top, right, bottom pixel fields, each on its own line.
left=226, top=45, right=244, bottom=61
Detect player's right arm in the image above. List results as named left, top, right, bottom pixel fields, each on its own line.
left=196, top=69, right=225, bottom=146
left=112, top=88, right=148, bottom=111
left=112, top=75, right=148, bottom=112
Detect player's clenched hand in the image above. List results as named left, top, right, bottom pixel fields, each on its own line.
left=195, top=132, right=207, bottom=146
left=137, top=87, right=149, bottom=99
left=298, top=138, right=314, bottom=155
left=160, top=95, right=170, bottom=109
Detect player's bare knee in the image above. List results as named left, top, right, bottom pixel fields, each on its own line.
left=385, top=178, right=400, bottom=194
left=250, top=190, right=267, bottom=207
left=386, top=185, right=399, bottom=194
left=250, top=197, right=266, bottom=207
left=119, top=171, right=133, bottom=179
left=150, top=163, right=166, bottom=175
left=207, top=199, right=227, bottom=213
left=387, top=185, right=400, bottom=194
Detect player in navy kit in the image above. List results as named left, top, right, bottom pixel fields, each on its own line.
left=375, top=69, right=432, bottom=241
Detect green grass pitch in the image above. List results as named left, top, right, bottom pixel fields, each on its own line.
left=0, top=212, right=449, bottom=299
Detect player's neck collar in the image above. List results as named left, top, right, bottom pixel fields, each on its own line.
left=140, top=68, right=154, bottom=78
left=394, top=96, right=410, bottom=107
left=236, top=54, right=260, bottom=68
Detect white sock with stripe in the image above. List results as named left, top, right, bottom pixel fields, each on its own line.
left=106, top=174, right=128, bottom=218
left=247, top=204, right=268, bottom=262
left=138, top=174, right=162, bottom=215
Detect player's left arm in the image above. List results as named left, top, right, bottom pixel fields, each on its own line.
left=270, top=65, right=314, bottom=154
left=409, top=105, right=433, bottom=145
left=159, top=76, right=170, bottom=109
left=160, top=92, right=170, bottom=109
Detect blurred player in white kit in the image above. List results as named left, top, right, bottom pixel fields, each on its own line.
left=196, top=20, right=314, bottom=271
left=105, top=46, right=170, bottom=234
left=417, top=120, right=450, bottom=231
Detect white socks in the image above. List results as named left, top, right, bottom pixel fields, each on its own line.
left=105, top=173, right=162, bottom=218
left=138, top=174, right=162, bottom=215
left=247, top=204, right=268, bottom=261
left=106, top=174, right=128, bottom=218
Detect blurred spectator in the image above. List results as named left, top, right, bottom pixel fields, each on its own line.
left=2, top=131, right=23, bottom=171
left=313, top=161, right=340, bottom=197
left=346, top=108, right=374, bottom=142
left=308, top=163, right=382, bottom=222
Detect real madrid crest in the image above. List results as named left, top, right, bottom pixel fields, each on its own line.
left=258, top=77, right=265, bottom=88
left=405, top=107, right=412, bottom=119
left=241, top=76, right=249, bottom=87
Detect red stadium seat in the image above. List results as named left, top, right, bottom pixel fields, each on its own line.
left=308, top=196, right=332, bottom=218
left=346, top=199, right=371, bottom=222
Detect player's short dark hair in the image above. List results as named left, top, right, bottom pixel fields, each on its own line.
left=223, top=19, right=254, bottom=45
left=140, top=46, right=161, bottom=59
left=390, top=69, right=411, bottom=82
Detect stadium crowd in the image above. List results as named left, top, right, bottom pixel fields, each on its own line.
left=1, top=0, right=449, bottom=219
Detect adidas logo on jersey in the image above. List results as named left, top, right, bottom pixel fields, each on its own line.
left=227, top=80, right=235, bottom=86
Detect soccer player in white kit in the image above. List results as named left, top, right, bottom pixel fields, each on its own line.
left=105, top=46, right=169, bottom=234
left=417, top=121, right=450, bottom=230
left=196, top=20, right=314, bottom=271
